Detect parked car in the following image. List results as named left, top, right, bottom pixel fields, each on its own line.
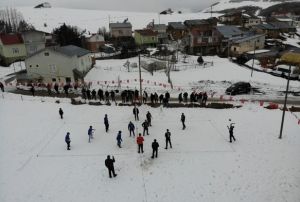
left=225, top=82, right=251, bottom=95
left=270, top=65, right=299, bottom=79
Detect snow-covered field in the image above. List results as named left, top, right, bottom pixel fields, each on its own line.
left=0, top=94, right=299, bottom=202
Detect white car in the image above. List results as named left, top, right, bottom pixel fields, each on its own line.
left=271, top=65, right=299, bottom=79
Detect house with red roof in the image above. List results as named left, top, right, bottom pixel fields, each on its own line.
left=0, top=33, right=27, bottom=66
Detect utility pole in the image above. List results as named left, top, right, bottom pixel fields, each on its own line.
left=279, top=65, right=291, bottom=139
left=138, top=52, right=142, bottom=103
left=251, top=40, right=256, bottom=77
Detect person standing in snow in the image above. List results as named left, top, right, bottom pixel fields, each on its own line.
left=116, top=131, right=122, bottom=148
left=0, top=82, right=4, bottom=92
left=165, top=129, right=172, bottom=149
left=128, top=121, right=135, bottom=137
left=136, top=133, right=144, bottom=153
left=178, top=93, right=183, bottom=103
left=88, top=126, right=95, bottom=143
left=142, top=120, right=149, bottom=136
left=146, top=111, right=152, bottom=126
left=59, top=108, right=64, bottom=119
left=227, top=120, right=236, bottom=143
left=105, top=155, right=117, bottom=178
left=65, top=132, right=71, bottom=150
left=104, top=114, right=109, bottom=132
left=181, top=113, right=186, bottom=130
left=133, top=105, right=139, bottom=121
left=151, top=139, right=159, bottom=158
left=30, top=84, right=35, bottom=96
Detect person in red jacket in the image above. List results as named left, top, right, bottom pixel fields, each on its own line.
left=136, top=133, right=144, bottom=153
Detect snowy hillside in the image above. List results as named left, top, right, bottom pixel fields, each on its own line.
left=15, top=7, right=219, bottom=33
left=203, top=0, right=300, bottom=13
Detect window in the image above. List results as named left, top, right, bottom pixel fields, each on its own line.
left=52, top=78, right=56, bottom=82
left=12, top=48, right=19, bottom=54
left=36, top=65, right=39, bottom=67
left=29, top=65, right=32, bottom=67
left=44, top=52, right=49, bottom=56
left=49, top=64, right=56, bottom=73
left=30, top=46, right=37, bottom=53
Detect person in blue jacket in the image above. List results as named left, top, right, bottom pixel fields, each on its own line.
left=65, top=132, right=71, bottom=150
left=104, top=114, right=109, bottom=132
left=116, top=131, right=122, bottom=148
left=128, top=121, right=135, bottom=137
left=88, top=126, right=95, bottom=143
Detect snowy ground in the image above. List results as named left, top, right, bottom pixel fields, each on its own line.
left=0, top=94, right=300, bottom=202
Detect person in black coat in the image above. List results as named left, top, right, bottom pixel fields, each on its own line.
left=81, top=87, right=87, bottom=99
left=63, top=85, right=69, bottom=96
left=30, top=85, right=35, bottom=96
left=105, top=91, right=110, bottom=103
left=133, top=106, right=139, bottom=121
left=65, top=132, right=71, bottom=150
left=227, top=121, right=236, bottom=143
left=183, top=92, right=188, bottom=103
left=165, top=92, right=170, bottom=103
left=178, top=93, right=183, bottom=103
left=165, top=129, right=172, bottom=149
left=146, top=111, right=152, bottom=126
left=154, top=92, right=158, bottom=103
left=181, top=113, right=186, bottom=130
left=0, top=82, right=4, bottom=92
left=142, top=120, right=149, bottom=136
left=128, top=121, right=135, bottom=137
left=54, top=83, right=59, bottom=94
left=59, top=108, right=64, bottom=119
left=111, top=90, right=115, bottom=102
left=151, top=139, right=159, bottom=158
left=159, top=94, right=164, bottom=103
left=91, top=89, right=97, bottom=100
left=105, top=155, right=117, bottom=178
left=104, top=114, right=109, bottom=132
left=86, top=89, right=91, bottom=100
left=97, top=89, right=104, bottom=101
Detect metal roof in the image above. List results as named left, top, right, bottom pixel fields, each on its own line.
left=232, top=34, right=265, bottom=43
left=216, top=26, right=244, bottom=38
left=168, top=22, right=186, bottom=30
left=57, top=45, right=90, bottom=57
left=109, top=22, right=132, bottom=29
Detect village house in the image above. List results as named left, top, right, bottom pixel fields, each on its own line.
left=109, top=21, right=132, bottom=38
left=242, top=14, right=262, bottom=28
left=183, top=18, right=219, bottom=55
left=167, top=22, right=187, bottom=41
left=134, top=29, right=158, bottom=47
left=25, top=45, right=93, bottom=83
left=291, top=16, right=300, bottom=27
left=84, top=33, right=105, bottom=52
left=218, top=11, right=243, bottom=25
left=268, top=21, right=297, bottom=33
left=147, top=23, right=168, bottom=44
left=252, top=23, right=281, bottom=38
left=0, top=33, right=27, bottom=66
left=215, top=25, right=245, bottom=56
left=230, top=34, right=265, bottom=56
left=22, top=30, right=47, bottom=56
